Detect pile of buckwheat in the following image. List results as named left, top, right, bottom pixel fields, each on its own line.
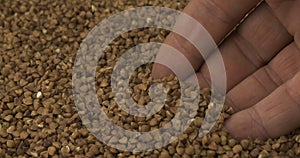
left=0, top=0, right=299, bottom=157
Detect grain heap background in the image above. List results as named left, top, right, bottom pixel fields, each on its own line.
left=0, top=0, right=299, bottom=158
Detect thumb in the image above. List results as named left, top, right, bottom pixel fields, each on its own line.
left=225, top=72, right=300, bottom=139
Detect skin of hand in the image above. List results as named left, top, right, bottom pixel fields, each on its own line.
left=152, top=0, right=300, bottom=139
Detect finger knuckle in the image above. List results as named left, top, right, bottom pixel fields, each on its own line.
left=249, top=107, right=272, bottom=138
left=286, top=72, right=300, bottom=106
left=200, top=0, right=233, bottom=25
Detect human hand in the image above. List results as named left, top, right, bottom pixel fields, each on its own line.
left=152, top=0, right=300, bottom=139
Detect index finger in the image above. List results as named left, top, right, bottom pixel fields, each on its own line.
left=152, top=0, right=262, bottom=79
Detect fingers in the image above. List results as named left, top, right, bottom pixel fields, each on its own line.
left=266, top=0, right=300, bottom=36
left=227, top=42, right=300, bottom=111
left=152, top=0, right=261, bottom=79
left=225, top=72, right=300, bottom=139
left=186, top=2, right=292, bottom=90
left=266, top=0, right=300, bottom=49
